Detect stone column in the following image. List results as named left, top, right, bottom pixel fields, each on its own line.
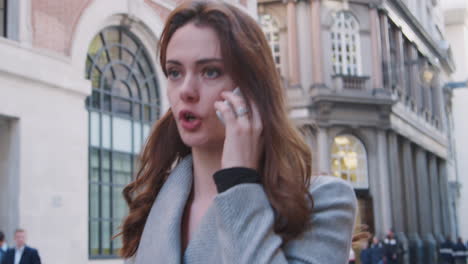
left=387, top=133, right=409, bottom=264
left=370, top=5, right=383, bottom=90
left=379, top=12, right=392, bottom=91
left=409, top=46, right=422, bottom=112
left=395, top=30, right=407, bottom=100
left=286, top=0, right=300, bottom=86
left=438, top=161, right=453, bottom=237
left=415, top=148, right=437, bottom=264
left=428, top=154, right=444, bottom=243
left=402, top=140, right=423, bottom=264
left=317, top=128, right=329, bottom=174
left=375, top=130, right=392, bottom=235
left=310, top=0, right=325, bottom=88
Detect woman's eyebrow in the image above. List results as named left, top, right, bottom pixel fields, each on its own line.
left=195, top=58, right=223, bottom=65
left=165, top=58, right=223, bottom=66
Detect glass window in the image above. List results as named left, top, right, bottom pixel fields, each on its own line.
left=85, top=26, right=160, bottom=258
left=0, top=0, right=6, bottom=37
left=331, top=11, right=362, bottom=76
left=330, top=134, right=368, bottom=189
left=259, top=14, right=281, bottom=73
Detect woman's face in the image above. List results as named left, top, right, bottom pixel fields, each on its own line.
left=165, top=23, right=236, bottom=150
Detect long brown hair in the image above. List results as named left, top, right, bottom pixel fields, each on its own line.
left=119, top=0, right=313, bottom=257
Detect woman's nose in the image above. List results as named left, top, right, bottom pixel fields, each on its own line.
left=180, top=74, right=199, bottom=103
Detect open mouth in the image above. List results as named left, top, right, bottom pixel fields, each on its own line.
left=179, top=110, right=201, bottom=122
left=184, top=112, right=198, bottom=122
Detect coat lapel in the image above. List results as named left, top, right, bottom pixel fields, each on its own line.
left=134, top=155, right=193, bottom=264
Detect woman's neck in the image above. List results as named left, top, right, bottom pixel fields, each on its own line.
left=191, top=147, right=222, bottom=201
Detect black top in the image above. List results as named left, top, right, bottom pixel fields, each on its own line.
left=213, top=167, right=260, bottom=193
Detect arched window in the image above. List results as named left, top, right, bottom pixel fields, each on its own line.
left=259, top=14, right=281, bottom=72
left=330, top=11, right=362, bottom=76
left=330, top=134, right=368, bottom=189
left=85, top=26, right=160, bottom=257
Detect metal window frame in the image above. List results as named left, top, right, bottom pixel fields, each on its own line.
left=0, top=0, right=6, bottom=37
left=86, top=26, right=160, bottom=259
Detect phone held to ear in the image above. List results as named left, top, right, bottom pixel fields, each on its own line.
left=216, top=87, right=244, bottom=125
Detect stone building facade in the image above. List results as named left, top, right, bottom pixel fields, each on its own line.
left=443, top=0, right=468, bottom=242
left=0, top=0, right=255, bottom=263
left=257, top=0, right=458, bottom=263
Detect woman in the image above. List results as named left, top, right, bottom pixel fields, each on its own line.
left=118, top=1, right=357, bottom=263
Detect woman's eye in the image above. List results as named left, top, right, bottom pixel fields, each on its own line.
left=168, top=69, right=181, bottom=80
left=203, top=68, right=222, bottom=79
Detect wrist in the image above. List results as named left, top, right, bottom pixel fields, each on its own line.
left=213, top=167, right=261, bottom=193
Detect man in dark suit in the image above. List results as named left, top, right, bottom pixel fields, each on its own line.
left=1, top=229, right=41, bottom=264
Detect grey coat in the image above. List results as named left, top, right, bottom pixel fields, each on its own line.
left=131, top=155, right=357, bottom=264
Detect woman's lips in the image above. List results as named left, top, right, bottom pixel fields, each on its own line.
left=179, top=110, right=202, bottom=131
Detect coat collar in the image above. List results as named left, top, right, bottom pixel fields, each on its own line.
left=134, top=155, right=194, bottom=264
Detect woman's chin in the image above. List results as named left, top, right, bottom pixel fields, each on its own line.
left=181, top=136, right=223, bottom=150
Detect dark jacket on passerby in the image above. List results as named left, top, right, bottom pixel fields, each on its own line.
left=383, top=237, right=399, bottom=264
left=0, top=248, right=5, bottom=264
left=370, top=242, right=385, bottom=264
left=1, top=246, right=41, bottom=264
left=440, top=239, right=455, bottom=264
left=453, top=240, right=467, bottom=261
left=360, top=248, right=372, bottom=264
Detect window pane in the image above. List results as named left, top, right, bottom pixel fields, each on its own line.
left=0, top=9, right=4, bottom=37
left=112, top=222, right=123, bottom=255
left=113, top=117, right=132, bottom=152
left=90, top=149, right=99, bottom=182
left=102, top=114, right=111, bottom=149
left=90, top=184, right=99, bottom=218
left=90, top=220, right=99, bottom=255
left=90, top=112, right=100, bottom=147
left=122, top=32, right=137, bottom=53
left=143, top=124, right=150, bottom=141
left=330, top=135, right=368, bottom=188
left=133, top=122, right=142, bottom=154
left=113, top=153, right=131, bottom=185
left=112, top=98, right=131, bottom=117
left=102, top=151, right=110, bottom=182
left=89, top=91, right=100, bottom=109
left=113, top=186, right=127, bottom=219
left=101, top=185, right=110, bottom=219
left=143, top=105, right=151, bottom=122
left=101, top=221, right=111, bottom=255
left=113, top=80, right=130, bottom=98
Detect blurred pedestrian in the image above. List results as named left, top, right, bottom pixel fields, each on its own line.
left=1, top=229, right=41, bottom=264
left=370, top=236, right=385, bottom=264
left=454, top=237, right=467, bottom=264
left=360, top=240, right=372, bottom=264
left=0, top=231, right=5, bottom=264
left=383, top=230, right=399, bottom=264
left=440, top=236, right=455, bottom=264
left=349, top=247, right=356, bottom=264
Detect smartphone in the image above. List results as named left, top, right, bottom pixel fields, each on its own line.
left=216, top=87, right=244, bottom=125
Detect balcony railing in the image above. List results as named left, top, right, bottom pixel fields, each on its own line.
left=332, top=75, right=370, bottom=91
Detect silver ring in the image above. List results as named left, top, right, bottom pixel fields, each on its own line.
left=235, top=107, right=249, bottom=117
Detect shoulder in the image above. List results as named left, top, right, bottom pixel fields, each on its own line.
left=282, top=176, right=357, bottom=263
left=308, top=176, right=357, bottom=210
left=24, top=246, right=39, bottom=254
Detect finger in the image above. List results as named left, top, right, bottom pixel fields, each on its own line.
left=221, top=91, right=251, bottom=130
left=249, top=101, right=263, bottom=134
left=214, top=100, right=236, bottom=125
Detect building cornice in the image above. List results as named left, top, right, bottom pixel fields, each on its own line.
left=381, top=0, right=456, bottom=73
